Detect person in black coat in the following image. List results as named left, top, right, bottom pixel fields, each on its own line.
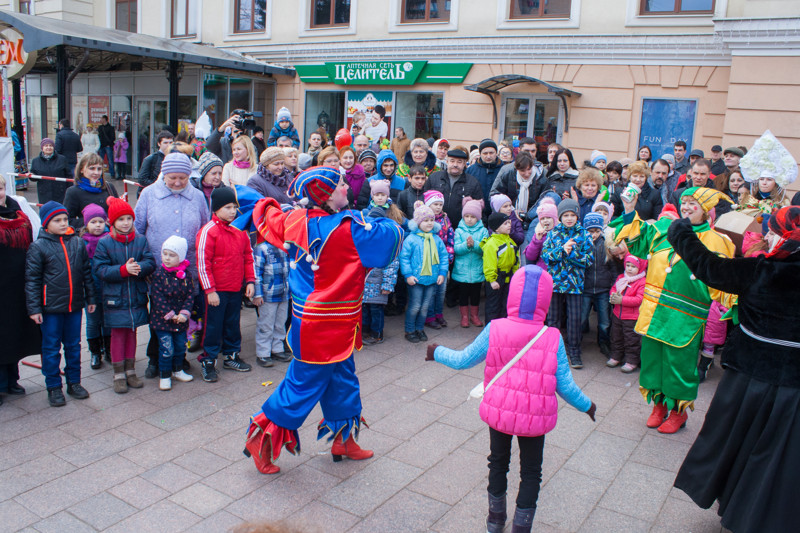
left=97, top=115, right=116, bottom=179
left=467, top=139, right=503, bottom=205
left=610, top=160, right=663, bottom=221
left=138, top=130, right=173, bottom=187
left=54, top=119, right=82, bottom=170
left=31, top=138, right=72, bottom=204
left=669, top=208, right=800, bottom=533
left=490, top=152, right=548, bottom=225
left=63, top=153, right=119, bottom=228
left=670, top=159, right=729, bottom=217
left=424, top=149, right=483, bottom=228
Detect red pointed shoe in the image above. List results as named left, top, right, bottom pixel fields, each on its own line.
left=658, top=409, right=688, bottom=434
left=331, top=433, right=374, bottom=462
left=646, top=402, right=669, bottom=428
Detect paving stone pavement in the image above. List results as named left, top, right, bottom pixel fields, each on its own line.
left=0, top=303, right=729, bottom=532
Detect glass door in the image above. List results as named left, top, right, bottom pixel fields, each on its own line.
left=133, top=99, right=168, bottom=174
left=501, top=95, right=563, bottom=162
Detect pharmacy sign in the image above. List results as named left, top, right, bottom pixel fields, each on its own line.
left=296, top=61, right=472, bottom=85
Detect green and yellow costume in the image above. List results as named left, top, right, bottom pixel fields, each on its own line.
left=614, top=188, right=736, bottom=412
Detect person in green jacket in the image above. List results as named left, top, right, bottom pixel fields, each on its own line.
left=453, top=199, right=489, bottom=327
left=481, top=212, right=520, bottom=322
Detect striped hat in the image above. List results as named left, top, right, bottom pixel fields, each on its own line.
left=289, top=166, right=341, bottom=206
left=40, top=201, right=68, bottom=228
left=160, top=152, right=193, bottom=176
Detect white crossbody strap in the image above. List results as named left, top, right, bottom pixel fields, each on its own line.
left=483, top=326, right=549, bottom=394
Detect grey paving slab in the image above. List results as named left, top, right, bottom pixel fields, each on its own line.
left=140, top=462, right=203, bottom=493
left=67, top=492, right=137, bottom=530
left=105, top=500, right=202, bottom=533
left=0, top=428, right=79, bottom=470
left=287, top=500, right=360, bottom=533
left=577, top=507, right=650, bottom=533
left=107, top=476, right=170, bottom=510
left=350, top=488, right=450, bottom=533
left=408, top=448, right=487, bottom=505
left=53, top=428, right=139, bottom=468
left=597, top=461, right=675, bottom=522
left=32, top=511, right=97, bottom=533
left=168, top=483, right=234, bottom=518
left=387, top=421, right=473, bottom=469
left=184, top=510, right=247, bottom=533
left=0, top=454, right=77, bottom=503
left=0, top=499, right=40, bottom=531
left=651, top=496, right=723, bottom=533
left=563, top=430, right=638, bottom=482
left=534, top=468, right=610, bottom=531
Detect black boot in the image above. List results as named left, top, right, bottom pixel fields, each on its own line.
left=510, top=506, right=535, bottom=533
left=486, top=492, right=507, bottom=533
left=47, top=387, right=66, bottom=407
left=698, top=354, right=714, bottom=383
left=102, top=336, right=112, bottom=363
left=88, top=338, right=103, bottom=370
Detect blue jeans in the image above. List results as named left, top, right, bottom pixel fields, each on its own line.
left=41, top=311, right=83, bottom=389
left=84, top=301, right=107, bottom=340
left=581, top=292, right=611, bottom=346
left=405, top=283, right=435, bottom=333
left=202, top=291, right=242, bottom=360
left=362, top=303, right=385, bottom=337
left=98, top=146, right=115, bottom=177
left=426, top=277, right=447, bottom=320
left=156, top=330, right=187, bottom=378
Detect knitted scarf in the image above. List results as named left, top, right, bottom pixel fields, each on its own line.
left=417, top=231, right=439, bottom=276
left=515, top=171, right=532, bottom=214
left=0, top=211, right=32, bottom=249
left=368, top=199, right=391, bottom=210
left=163, top=259, right=190, bottom=279
left=82, top=230, right=108, bottom=259
left=614, top=269, right=646, bottom=294
left=256, top=163, right=288, bottom=189
left=233, top=158, right=251, bottom=169
left=77, top=177, right=103, bottom=193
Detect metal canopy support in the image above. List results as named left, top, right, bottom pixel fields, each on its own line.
left=56, top=45, right=67, bottom=121
left=464, top=74, right=581, bottom=132
left=168, top=60, right=180, bottom=131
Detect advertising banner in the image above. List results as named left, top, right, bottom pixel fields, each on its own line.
left=638, top=98, right=697, bottom=159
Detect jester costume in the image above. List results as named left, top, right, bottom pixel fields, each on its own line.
left=243, top=167, right=404, bottom=474
left=614, top=187, right=735, bottom=432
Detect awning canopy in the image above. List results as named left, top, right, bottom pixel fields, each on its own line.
left=0, top=10, right=294, bottom=77
left=465, top=74, right=580, bottom=130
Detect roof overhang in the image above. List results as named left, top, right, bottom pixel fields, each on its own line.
left=465, top=74, right=580, bottom=130
left=0, top=10, right=294, bottom=77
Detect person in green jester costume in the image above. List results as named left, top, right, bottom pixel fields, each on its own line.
left=614, top=186, right=736, bottom=433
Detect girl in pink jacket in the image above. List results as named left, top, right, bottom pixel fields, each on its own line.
left=425, top=265, right=595, bottom=533
left=607, top=254, right=647, bottom=372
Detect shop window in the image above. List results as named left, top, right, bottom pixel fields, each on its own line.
left=172, top=0, right=198, bottom=37
left=19, top=0, right=31, bottom=14
left=510, top=0, right=571, bottom=18
left=501, top=96, right=561, bottom=161
left=395, top=92, right=443, bottom=141
left=235, top=0, right=267, bottom=33
left=304, top=91, right=345, bottom=150
left=401, top=0, right=450, bottom=23
left=640, top=0, right=714, bottom=14
left=311, top=0, right=351, bottom=28
left=116, top=0, right=137, bottom=32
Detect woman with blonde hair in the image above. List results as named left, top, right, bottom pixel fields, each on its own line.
left=316, top=145, right=340, bottom=168
left=222, top=135, right=258, bottom=186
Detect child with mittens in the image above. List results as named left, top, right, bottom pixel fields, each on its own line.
left=148, top=236, right=195, bottom=390
left=26, top=201, right=97, bottom=407
left=453, top=198, right=488, bottom=328
left=400, top=202, right=449, bottom=343
left=490, top=194, right=525, bottom=246
left=362, top=180, right=402, bottom=345
left=425, top=265, right=596, bottom=533
left=481, top=212, right=520, bottom=323
left=93, top=197, right=156, bottom=393
left=581, top=212, right=618, bottom=358
left=607, top=254, right=647, bottom=373
left=524, top=198, right=558, bottom=269
left=541, top=199, right=594, bottom=369
left=423, top=190, right=454, bottom=329
left=80, top=203, right=110, bottom=370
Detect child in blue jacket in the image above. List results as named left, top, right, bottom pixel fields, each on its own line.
left=453, top=199, right=488, bottom=327
left=541, top=199, right=593, bottom=369
left=400, top=202, right=449, bottom=344
left=266, top=107, right=300, bottom=148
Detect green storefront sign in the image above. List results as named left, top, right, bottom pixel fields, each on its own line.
left=296, top=61, right=472, bottom=85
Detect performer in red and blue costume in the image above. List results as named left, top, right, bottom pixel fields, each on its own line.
left=244, top=166, right=404, bottom=474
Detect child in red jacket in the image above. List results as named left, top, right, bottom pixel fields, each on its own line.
left=607, top=254, right=647, bottom=373
left=196, top=186, right=256, bottom=382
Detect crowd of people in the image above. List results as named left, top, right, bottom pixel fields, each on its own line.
left=1, top=104, right=798, bottom=533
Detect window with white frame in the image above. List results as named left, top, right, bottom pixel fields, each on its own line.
left=639, top=0, right=714, bottom=15
left=311, top=0, right=351, bottom=28
left=401, top=0, right=450, bottom=23
left=509, top=0, right=571, bottom=19
left=172, top=0, right=198, bottom=38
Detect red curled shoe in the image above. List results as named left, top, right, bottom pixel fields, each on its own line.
left=646, top=402, right=669, bottom=428
left=331, top=433, right=374, bottom=462
left=244, top=413, right=300, bottom=474
left=658, top=409, right=688, bottom=434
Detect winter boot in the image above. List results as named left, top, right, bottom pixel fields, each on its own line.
left=697, top=354, right=714, bottom=383
left=469, top=306, right=483, bottom=327
left=112, top=362, right=128, bottom=394
left=436, top=313, right=447, bottom=327
left=646, top=402, right=669, bottom=428
left=486, top=492, right=507, bottom=533
left=658, top=409, right=688, bottom=434
left=460, top=306, right=470, bottom=327
left=425, top=316, right=441, bottom=330
left=88, top=337, right=103, bottom=370
left=102, top=335, right=112, bottom=362
left=330, top=433, right=373, bottom=462
left=47, top=387, right=66, bottom=407
left=510, top=507, right=535, bottom=533
left=124, top=359, right=143, bottom=388
left=66, top=383, right=90, bottom=399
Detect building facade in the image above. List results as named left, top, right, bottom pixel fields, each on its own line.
left=4, top=0, right=800, bottom=178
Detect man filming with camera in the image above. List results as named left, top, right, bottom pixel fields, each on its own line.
left=205, top=109, right=255, bottom=164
